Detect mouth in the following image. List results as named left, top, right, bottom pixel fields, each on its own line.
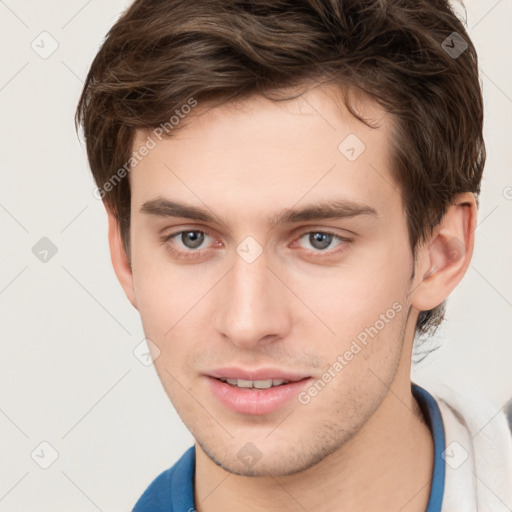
left=205, top=370, right=313, bottom=415
left=216, top=377, right=294, bottom=389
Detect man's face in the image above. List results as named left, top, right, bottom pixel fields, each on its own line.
left=126, top=84, right=419, bottom=476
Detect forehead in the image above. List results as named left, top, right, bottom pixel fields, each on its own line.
left=129, top=83, right=400, bottom=226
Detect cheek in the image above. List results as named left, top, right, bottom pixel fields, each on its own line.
left=283, top=242, right=410, bottom=344
left=130, top=237, right=213, bottom=335
left=295, top=300, right=408, bottom=428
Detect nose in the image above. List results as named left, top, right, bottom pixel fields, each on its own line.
left=214, top=250, right=292, bottom=348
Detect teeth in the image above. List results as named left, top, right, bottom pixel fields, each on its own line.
left=235, top=378, right=253, bottom=388
left=254, top=379, right=274, bottom=389
left=220, top=378, right=289, bottom=388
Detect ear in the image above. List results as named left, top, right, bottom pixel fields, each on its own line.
left=106, top=208, right=138, bottom=309
left=409, top=192, right=477, bottom=312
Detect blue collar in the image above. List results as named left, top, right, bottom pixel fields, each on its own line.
left=411, top=383, right=446, bottom=512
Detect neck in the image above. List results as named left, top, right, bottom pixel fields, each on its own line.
left=194, top=364, right=434, bottom=512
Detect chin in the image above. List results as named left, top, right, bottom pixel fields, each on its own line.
left=196, top=434, right=342, bottom=478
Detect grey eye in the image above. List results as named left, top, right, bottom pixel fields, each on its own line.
left=180, top=231, right=205, bottom=249
left=308, top=232, right=333, bottom=250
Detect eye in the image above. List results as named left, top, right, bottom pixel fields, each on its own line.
left=161, top=229, right=219, bottom=260
left=293, top=230, right=351, bottom=254
left=173, top=230, right=208, bottom=250
left=160, top=228, right=351, bottom=262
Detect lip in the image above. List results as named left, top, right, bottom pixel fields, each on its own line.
left=207, top=367, right=310, bottom=382
left=205, top=373, right=313, bottom=415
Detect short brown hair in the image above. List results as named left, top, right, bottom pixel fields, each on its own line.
left=76, top=0, right=485, bottom=339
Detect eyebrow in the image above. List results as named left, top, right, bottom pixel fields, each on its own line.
left=140, top=197, right=378, bottom=227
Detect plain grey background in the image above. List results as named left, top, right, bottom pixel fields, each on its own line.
left=1, top=1, right=511, bottom=510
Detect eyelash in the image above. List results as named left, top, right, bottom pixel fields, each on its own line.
left=160, top=229, right=352, bottom=261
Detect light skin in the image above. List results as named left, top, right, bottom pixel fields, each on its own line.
left=107, top=82, right=477, bottom=511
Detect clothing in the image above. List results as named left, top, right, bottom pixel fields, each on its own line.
left=133, top=444, right=195, bottom=512
left=420, top=381, right=512, bottom=511
left=132, top=383, right=512, bottom=512
left=413, top=384, right=445, bottom=511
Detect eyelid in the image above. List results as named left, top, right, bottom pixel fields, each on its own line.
left=168, top=229, right=213, bottom=247
left=161, top=227, right=349, bottom=244
left=160, top=225, right=218, bottom=243
left=293, top=226, right=352, bottom=238
left=291, top=224, right=357, bottom=238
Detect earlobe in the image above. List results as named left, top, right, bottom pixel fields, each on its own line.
left=106, top=208, right=138, bottom=309
left=410, top=192, right=477, bottom=312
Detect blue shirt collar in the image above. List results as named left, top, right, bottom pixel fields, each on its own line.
left=411, top=383, right=446, bottom=512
